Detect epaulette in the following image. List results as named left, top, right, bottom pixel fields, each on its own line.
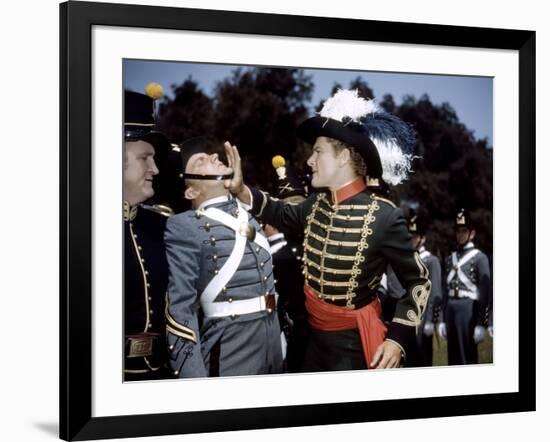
left=372, top=195, right=397, bottom=208
left=142, top=204, right=174, bottom=217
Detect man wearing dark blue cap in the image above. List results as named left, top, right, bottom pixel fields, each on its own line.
left=123, top=86, right=174, bottom=381
left=225, top=89, right=431, bottom=371
left=439, top=209, right=491, bottom=365
left=164, top=136, right=283, bottom=378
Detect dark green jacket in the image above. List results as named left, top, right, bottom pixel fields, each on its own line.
left=248, top=186, right=432, bottom=356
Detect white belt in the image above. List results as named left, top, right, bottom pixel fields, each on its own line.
left=449, top=289, right=478, bottom=300
left=202, top=295, right=274, bottom=318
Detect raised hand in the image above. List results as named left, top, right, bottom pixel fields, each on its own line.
left=223, top=141, right=252, bottom=205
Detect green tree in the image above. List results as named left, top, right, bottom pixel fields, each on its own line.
left=157, top=78, right=214, bottom=144
left=389, top=94, right=493, bottom=258
left=213, top=67, right=314, bottom=189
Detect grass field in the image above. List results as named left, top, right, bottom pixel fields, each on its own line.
left=432, top=333, right=493, bottom=366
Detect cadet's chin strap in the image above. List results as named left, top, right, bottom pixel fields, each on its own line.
left=182, top=173, right=234, bottom=181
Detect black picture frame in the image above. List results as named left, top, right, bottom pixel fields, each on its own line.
left=60, top=1, right=536, bottom=440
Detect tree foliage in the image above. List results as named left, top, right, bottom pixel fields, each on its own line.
left=156, top=70, right=492, bottom=259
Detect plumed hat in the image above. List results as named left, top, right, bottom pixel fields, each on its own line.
left=455, top=208, right=474, bottom=229
left=407, top=209, right=427, bottom=236
left=124, top=82, right=165, bottom=142
left=271, top=155, right=308, bottom=200
left=297, top=89, right=416, bottom=185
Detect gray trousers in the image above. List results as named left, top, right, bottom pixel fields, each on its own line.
left=446, top=298, right=479, bottom=365
left=202, top=310, right=283, bottom=377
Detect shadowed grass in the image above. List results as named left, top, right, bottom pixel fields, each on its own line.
left=432, top=333, right=493, bottom=366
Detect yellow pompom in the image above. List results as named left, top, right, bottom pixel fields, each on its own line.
left=144, top=82, right=164, bottom=100
left=272, top=155, right=286, bottom=169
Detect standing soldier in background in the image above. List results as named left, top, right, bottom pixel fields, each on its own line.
left=124, top=84, right=174, bottom=381
left=439, top=209, right=491, bottom=365
left=384, top=210, right=442, bottom=367
left=406, top=211, right=442, bottom=367
left=264, top=155, right=309, bottom=372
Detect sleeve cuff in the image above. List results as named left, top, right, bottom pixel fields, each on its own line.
left=249, top=186, right=268, bottom=216
left=237, top=185, right=254, bottom=211
left=386, top=321, right=416, bottom=357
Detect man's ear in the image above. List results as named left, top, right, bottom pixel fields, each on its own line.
left=184, top=185, right=200, bottom=201
left=339, top=148, right=351, bottom=167
left=469, top=229, right=477, bottom=241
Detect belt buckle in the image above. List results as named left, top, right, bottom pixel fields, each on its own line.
left=126, top=333, right=156, bottom=358
left=264, top=294, right=276, bottom=312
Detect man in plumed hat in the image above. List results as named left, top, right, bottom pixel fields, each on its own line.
left=225, top=89, right=431, bottom=371
left=164, top=136, right=283, bottom=378
left=386, top=210, right=443, bottom=367
left=123, top=84, right=174, bottom=381
left=438, top=209, right=491, bottom=365
left=263, top=155, right=309, bottom=372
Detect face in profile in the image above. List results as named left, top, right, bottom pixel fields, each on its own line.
left=411, top=233, right=424, bottom=250
left=124, top=140, right=159, bottom=206
left=306, top=137, right=344, bottom=189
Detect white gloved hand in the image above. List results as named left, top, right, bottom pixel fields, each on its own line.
left=488, top=325, right=493, bottom=338
left=437, top=322, right=447, bottom=339
left=423, top=321, right=434, bottom=337
left=473, top=325, right=486, bottom=344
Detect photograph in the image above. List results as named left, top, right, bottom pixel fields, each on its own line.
left=57, top=1, right=536, bottom=440
left=123, top=60, right=495, bottom=382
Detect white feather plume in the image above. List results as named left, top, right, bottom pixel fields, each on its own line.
left=372, top=138, right=414, bottom=185
left=319, top=89, right=378, bottom=123
left=318, top=88, right=416, bottom=185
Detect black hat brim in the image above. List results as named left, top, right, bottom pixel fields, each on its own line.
left=179, top=136, right=213, bottom=174
left=296, top=116, right=383, bottom=179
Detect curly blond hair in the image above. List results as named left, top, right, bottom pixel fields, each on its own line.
left=330, top=139, right=367, bottom=177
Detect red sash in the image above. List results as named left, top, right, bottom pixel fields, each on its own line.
left=304, top=284, right=387, bottom=367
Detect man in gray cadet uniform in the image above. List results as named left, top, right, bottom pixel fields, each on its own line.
left=164, top=136, right=283, bottom=378
left=406, top=211, right=442, bottom=367
left=384, top=210, right=442, bottom=367
left=438, top=209, right=491, bottom=365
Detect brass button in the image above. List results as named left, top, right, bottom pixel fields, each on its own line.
left=148, top=296, right=152, bottom=301
left=174, top=370, right=179, bottom=376
left=149, top=310, right=154, bottom=315
left=148, top=323, right=152, bottom=329
left=169, top=345, right=174, bottom=351
left=228, top=298, right=233, bottom=303
left=255, top=247, right=260, bottom=253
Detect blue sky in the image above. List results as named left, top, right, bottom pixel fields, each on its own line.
left=124, top=59, right=493, bottom=146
